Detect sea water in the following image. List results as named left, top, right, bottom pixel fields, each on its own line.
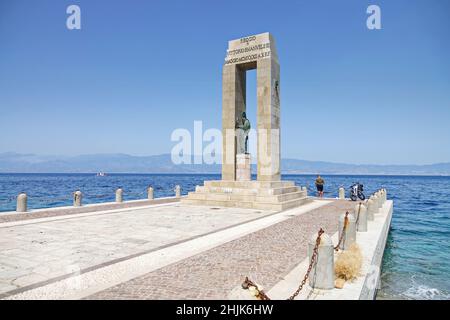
left=0, top=173, right=449, bottom=300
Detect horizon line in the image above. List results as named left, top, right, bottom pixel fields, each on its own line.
left=0, top=151, right=448, bottom=167
left=0, top=172, right=449, bottom=177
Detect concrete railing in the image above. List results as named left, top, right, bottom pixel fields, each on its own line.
left=13, top=185, right=183, bottom=213
left=301, top=188, right=388, bottom=292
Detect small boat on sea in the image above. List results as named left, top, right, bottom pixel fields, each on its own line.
left=96, top=172, right=107, bottom=177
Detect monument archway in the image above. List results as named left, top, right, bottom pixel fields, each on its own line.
left=182, top=33, right=309, bottom=211
left=222, top=33, right=280, bottom=182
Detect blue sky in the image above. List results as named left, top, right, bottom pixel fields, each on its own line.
left=0, top=0, right=449, bottom=165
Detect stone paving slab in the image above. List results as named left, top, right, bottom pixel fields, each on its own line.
left=2, top=201, right=328, bottom=299
left=0, top=197, right=181, bottom=223
left=0, top=203, right=274, bottom=296
left=87, top=200, right=354, bottom=300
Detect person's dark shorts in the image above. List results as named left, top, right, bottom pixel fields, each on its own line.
left=316, top=184, right=324, bottom=192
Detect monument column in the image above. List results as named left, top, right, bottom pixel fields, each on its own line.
left=222, top=64, right=246, bottom=181
left=256, top=43, right=280, bottom=181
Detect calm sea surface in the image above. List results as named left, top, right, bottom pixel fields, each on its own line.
left=0, top=173, right=449, bottom=300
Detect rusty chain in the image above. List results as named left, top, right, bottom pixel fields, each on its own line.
left=334, top=211, right=349, bottom=252
left=287, top=228, right=324, bottom=300
left=241, top=228, right=325, bottom=301
left=241, top=277, right=271, bottom=300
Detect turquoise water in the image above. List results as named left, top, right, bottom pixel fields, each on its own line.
left=0, top=173, right=449, bottom=300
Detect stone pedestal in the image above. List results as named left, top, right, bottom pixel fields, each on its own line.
left=16, top=193, right=27, bottom=213
left=308, top=232, right=334, bottom=289
left=338, top=213, right=356, bottom=250
left=236, top=154, right=251, bottom=181
left=339, top=187, right=345, bottom=199
left=182, top=180, right=310, bottom=211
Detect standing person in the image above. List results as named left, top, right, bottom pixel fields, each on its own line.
left=315, top=175, right=325, bottom=198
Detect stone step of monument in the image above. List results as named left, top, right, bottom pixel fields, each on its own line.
left=185, top=190, right=306, bottom=204
left=181, top=196, right=311, bottom=211
left=274, top=197, right=313, bottom=211
left=268, top=186, right=301, bottom=195
left=182, top=198, right=258, bottom=210
left=183, top=180, right=310, bottom=211
left=193, top=185, right=301, bottom=196
left=266, top=191, right=307, bottom=202
left=203, top=180, right=295, bottom=189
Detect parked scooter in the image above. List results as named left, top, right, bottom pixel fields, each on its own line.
left=349, top=183, right=365, bottom=201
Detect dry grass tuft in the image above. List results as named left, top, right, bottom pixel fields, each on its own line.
left=335, top=243, right=363, bottom=281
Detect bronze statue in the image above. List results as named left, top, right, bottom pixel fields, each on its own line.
left=236, top=112, right=251, bottom=154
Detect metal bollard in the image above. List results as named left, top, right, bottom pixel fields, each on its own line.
left=338, top=212, right=356, bottom=250
left=338, top=187, right=345, bottom=199
left=308, top=231, right=334, bottom=290
left=16, top=192, right=27, bottom=213
left=175, top=185, right=181, bottom=198
left=355, top=202, right=368, bottom=232
left=147, top=186, right=154, bottom=200
left=73, top=190, right=82, bottom=207
left=115, top=188, right=123, bottom=203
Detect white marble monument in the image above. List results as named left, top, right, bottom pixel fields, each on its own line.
left=182, top=33, right=309, bottom=211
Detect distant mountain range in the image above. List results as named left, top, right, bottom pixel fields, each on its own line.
left=0, top=152, right=449, bottom=175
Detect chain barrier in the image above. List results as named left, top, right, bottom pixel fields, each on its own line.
left=334, top=211, right=349, bottom=252
left=241, top=228, right=325, bottom=301
left=287, top=227, right=324, bottom=300
left=241, top=277, right=271, bottom=300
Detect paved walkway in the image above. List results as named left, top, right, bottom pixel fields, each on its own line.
left=87, top=200, right=353, bottom=300
left=0, top=199, right=355, bottom=300
left=0, top=203, right=274, bottom=296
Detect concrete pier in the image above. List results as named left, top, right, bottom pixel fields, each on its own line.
left=0, top=197, right=392, bottom=300
left=269, top=199, right=393, bottom=300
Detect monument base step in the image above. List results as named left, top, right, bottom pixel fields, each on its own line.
left=181, top=180, right=311, bottom=211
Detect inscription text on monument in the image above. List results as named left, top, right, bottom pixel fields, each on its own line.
left=224, top=34, right=273, bottom=65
